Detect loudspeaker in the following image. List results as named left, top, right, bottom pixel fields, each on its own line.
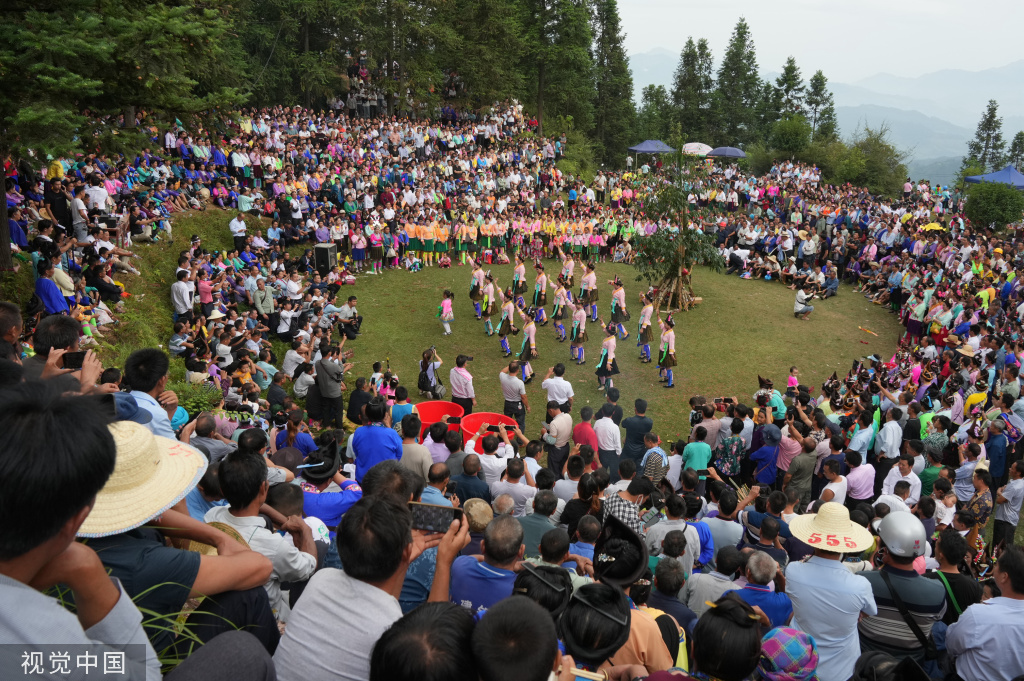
left=314, top=243, right=338, bottom=275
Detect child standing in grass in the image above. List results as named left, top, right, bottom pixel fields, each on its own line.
left=786, top=366, right=799, bottom=398
left=438, top=289, right=455, bottom=336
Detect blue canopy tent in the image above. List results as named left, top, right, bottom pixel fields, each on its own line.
left=965, top=165, right=1024, bottom=190
left=627, top=140, right=676, bottom=170
left=628, top=140, right=676, bottom=154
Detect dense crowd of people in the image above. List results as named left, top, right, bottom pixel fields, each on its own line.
left=3, top=87, right=1024, bottom=681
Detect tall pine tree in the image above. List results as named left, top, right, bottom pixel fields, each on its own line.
left=591, top=0, right=635, bottom=164
left=521, top=0, right=596, bottom=135
left=963, top=99, right=1006, bottom=172
left=636, top=85, right=673, bottom=142
left=775, top=56, right=804, bottom=114
left=445, top=0, right=526, bottom=106
left=1008, top=131, right=1024, bottom=170
left=804, top=70, right=836, bottom=140
left=670, top=37, right=714, bottom=142
left=714, top=18, right=761, bottom=145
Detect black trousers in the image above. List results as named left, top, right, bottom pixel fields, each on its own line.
left=874, top=456, right=898, bottom=498
left=599, top=449, right=621, bottom=482
left=504, top=399, right=526, bottom=430
left=993, top=519, right=1017, bottom=550
left=233, top=235, right=248, bottom=253
left=546, top=443, right=570, bottom=474
left=321, top=394, right=344, bottom=428
left=452, top=395, right=474, bottom=415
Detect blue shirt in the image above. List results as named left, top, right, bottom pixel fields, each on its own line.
left=750, top=445, right=779, bottom=484
left=276, top=430, right=317, bottom=456
left=786, top=556, right=877, bottom=681
left=351, top=424, right=403, bottom=482
left=130, top=390, right=178, bottom=441
left=420, top=485, right=452, bottom=507
left=736, top=584, right=793, bottom=628
left=301, top=479, right=362, bottom=538
left=185, top=485, right=227, bottom=521
left=563, top=541, right=595, bottom=572
left=450, top=556, right=516, bottom=614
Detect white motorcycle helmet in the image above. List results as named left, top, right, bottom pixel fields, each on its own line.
left=873, top=511, right=927, bottom=558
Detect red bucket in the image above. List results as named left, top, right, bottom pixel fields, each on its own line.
left=415, top=400, right=465, bottom=440
left=460, top=411, right=517, bottom=440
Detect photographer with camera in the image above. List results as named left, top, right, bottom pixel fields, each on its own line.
left=449, top=354, right=476, bottom=414
left=418, top=346, right=445, bottom=399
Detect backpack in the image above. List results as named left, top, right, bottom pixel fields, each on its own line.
left=1000, top=413, right=1023, bottom=445
left=417, top=365, right=446, bottom=399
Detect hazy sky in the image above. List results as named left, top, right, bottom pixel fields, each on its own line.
left=619, top=0, right=1021, bottom=82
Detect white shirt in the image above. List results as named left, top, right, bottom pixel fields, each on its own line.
left=229, top=216, right=247, bottom=237
left=594, top=417, right=622, bottom=455
left=466, top=446, right=511, bottom=485
left=874, top=419, right=903, bottom=459
left=822, top=476, right=848, bottom=506
left=205, top=507, right=317, bottom=622
left=541, top=376, right=574, bottom=405
left=874, top=493, right=911, bottom=514
left=881, top=468, right=922, bottom=505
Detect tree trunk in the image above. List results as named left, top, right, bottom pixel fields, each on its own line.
left=537, top=61, right=545, bottom=136
left=123, top=105, right=137, bottom=128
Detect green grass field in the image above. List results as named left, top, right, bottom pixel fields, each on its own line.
left=81, top=209, right=904, bottom=440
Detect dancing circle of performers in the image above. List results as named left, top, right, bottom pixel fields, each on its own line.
left=465, top=252, right=677, bottom=391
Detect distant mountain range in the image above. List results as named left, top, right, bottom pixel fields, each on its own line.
left=627, top=50, right=1024, bottom=185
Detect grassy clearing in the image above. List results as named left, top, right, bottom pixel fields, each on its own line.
left=16, top=207, right=904, bottom=438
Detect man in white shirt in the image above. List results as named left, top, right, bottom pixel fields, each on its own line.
left=794, top=283, right=814, bottom=321
left=488, top=457, right=537, bottom=516
left=875, top=481, right=913, bottom=514
left=229, top=212, right=248, bottom=252
left=881, top=454, right=922, bottom=505
left=464, top=422, right=514, bottom=485
left=170, top=269, right=196, bottom=322
left=541, top=364, right=574, bottom=417
left=206, top=451, right=317, bottom=623
left=594, top=403, right=622, bottom=476
left=542, top=401, right=573, bottom=475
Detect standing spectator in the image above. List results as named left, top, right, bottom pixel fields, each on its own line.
left=946, top=545, right=1024, bottom=681
left=351, top=397, right=403, bottom=481
left=449, top=354, right=476, bottom=415
left=994, top=460, right=1024, bottom=551
left=594, top=403, right=622, bottom=478
left=786, top=502, right=877, bottom=680
left=572, top=405, right=599, bottom=451
left=540, top=363, right=574, bottom=418
left=499, top=361, right=530, bottom=430
left=229, top=212, right=248, bottom=252
left=621, top=398, right=653, bottom=465
left=858, top=512, right=947, bottom=662
left=541, top=400, right=572, bottom=473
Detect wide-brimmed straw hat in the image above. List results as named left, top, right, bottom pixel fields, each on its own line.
left=789, top=502, right=874, bottom=552
left=78, top=421, right=208, bottom=538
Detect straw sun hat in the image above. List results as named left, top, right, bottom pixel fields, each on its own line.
left=788, top=502, right=874, bottom=553
left=78, top=421, right=208, bottom=538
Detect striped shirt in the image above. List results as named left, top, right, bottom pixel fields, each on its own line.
left=857, top=566, right=946, bottom=661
